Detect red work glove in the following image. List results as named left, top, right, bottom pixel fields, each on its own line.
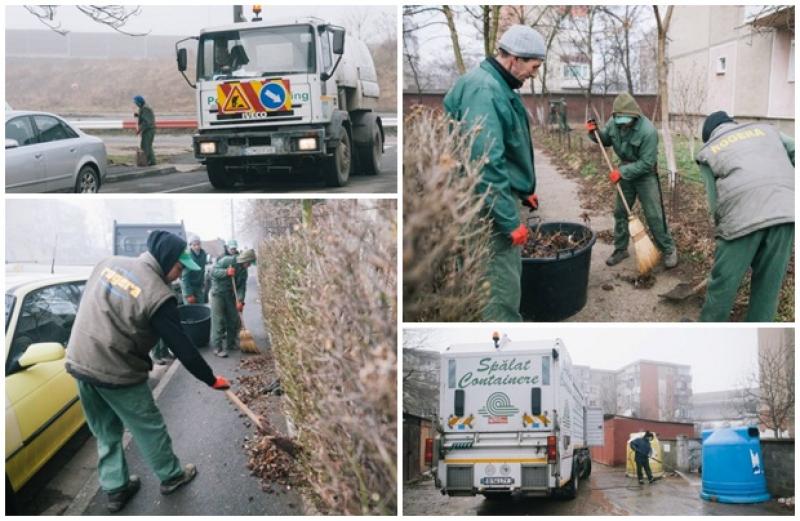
left=236, top=301, right=244, bottom=312
left=212, top=376, right=230, bottom=390
left=226, top=266, right=236, bottom=277
left=509, top=224, right=529, bottom=247
left=586, top=119, right=598, bottom=132
left=609, top=169, right=622, bottom=184
left=522, top=193, right=539, bottom=211
left=186, top=295, right=197, bottom=304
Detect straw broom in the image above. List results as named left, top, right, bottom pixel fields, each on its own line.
left=224, top=389, right=299, bottom=456
left=591, top=128, right=661, bottom=275
left=231, top=275, right=259, bottom=354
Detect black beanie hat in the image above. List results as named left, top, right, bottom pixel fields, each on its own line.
left=146, top=230, right=187, bottom=275
left=702, top=111, right=734, bottom=143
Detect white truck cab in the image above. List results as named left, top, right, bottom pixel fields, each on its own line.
left=435, top=338, right=603, bottom=500
left=176, top=14, right=383, bottom=188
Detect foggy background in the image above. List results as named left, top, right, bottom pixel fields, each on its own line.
left=404, top=326, right=762, bottom=394
left=5, top=5, right=397, bottom=114
left=5, top=199, right=254, bottom=266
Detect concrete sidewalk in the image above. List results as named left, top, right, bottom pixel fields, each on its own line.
left=104, top=152, right=202, bottom=185
left=533, top=146, right=699, bottom=322
left=74, top=277, right=302, bottom=516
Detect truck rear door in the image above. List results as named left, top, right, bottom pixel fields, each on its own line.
left=584, top=407, right=604, bottom=447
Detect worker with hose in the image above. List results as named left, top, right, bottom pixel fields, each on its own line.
left=210, top=248, right=255, bottom=357
left=65, top=230, right=231, bottom=513
left=443, top=24, right=545, bottom=321
left=587, top=93, right=678, bottom=269
left=695, top=111, right=794, bottom=321
left=630, top=431, right=656, bottom=485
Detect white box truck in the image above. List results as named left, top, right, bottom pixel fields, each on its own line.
left=176, top=9, right=384, bottom=189
left=434, top=338, right=603, bottom=499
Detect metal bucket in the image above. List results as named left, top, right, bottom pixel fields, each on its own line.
left=178, top=304, right=211, bottom=347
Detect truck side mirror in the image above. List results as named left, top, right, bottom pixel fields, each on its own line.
left=332, top=28, right=345, bottom=55
left=177, top=48, right=188, bottom=72
left=531, top=388, right=542, bottom=416
left=454, top=389, right=465, bottom=417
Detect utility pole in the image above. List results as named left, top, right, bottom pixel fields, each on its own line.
left=230, top=199, right=235, bottom=239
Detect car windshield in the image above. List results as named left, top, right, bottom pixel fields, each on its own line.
left=5, top=294, right=15, bottom=331
left=198, top=25, right=316, bottom=80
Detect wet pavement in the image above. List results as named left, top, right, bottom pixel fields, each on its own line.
left=80, top=276, right=303, bottom=515
left=403, top=463, right=794, bottom=516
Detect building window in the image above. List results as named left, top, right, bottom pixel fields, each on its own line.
left=789, top=40, right=795, bottom=83
left=562, top=63, right=589, bottom=82
left=716, top=56, right=727, bottom=75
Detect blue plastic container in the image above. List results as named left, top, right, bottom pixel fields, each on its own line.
left=700, top=426, right=770, bottom=504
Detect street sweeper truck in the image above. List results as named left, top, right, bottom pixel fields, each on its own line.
left=433, top=337, right=604, bottom=499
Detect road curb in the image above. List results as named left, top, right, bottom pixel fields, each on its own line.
left=63, top=361, right=182, bottom=516
left=104, top=165, right=178, bottom=184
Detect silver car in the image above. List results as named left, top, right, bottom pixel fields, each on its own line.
left=5, top=111, right=107, bottom=193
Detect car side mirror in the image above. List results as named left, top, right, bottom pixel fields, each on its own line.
left=332, top=28, right=345, bottom=55
left=18, top=342, right=66, bottom=368
left=6, top=138, right=20, bottom=149
left=177, top=47, right=188, bottom=72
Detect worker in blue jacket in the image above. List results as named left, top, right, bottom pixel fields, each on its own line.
left=630, top=431, right=655, bottom=484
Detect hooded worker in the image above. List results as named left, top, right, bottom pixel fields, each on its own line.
left=181, top=235, right=208, bottom=304
left=210, top=248, right=256, bottom=357
left=630, top=431, right=655, bottom=485
left=444, top=24, right=545, bottom=322
left=66, top=230, right=231, bottom=512
left=133, top=95, right=156, bottom=166
left=587, top=93, right=677, bottom=269
left=695, top=111, right=794, bottom=321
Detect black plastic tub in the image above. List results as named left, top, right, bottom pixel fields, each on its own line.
left=178, top=304, right=211, bottom=347
left=520, top=221, right=597, bottom=321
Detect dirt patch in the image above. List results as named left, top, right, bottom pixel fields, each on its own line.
left=596, top=229, right=615, bottom=244
left=616, top=272, right=657, bottom=290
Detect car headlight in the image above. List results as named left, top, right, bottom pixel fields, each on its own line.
left=199, top=142, right=217, bottom=154
left=297, top=137, right=317, bottom=151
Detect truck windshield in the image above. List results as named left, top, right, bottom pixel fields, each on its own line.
left=199, top=25, right=316, bottom=80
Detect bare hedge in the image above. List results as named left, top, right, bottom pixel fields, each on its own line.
left=258, top=200, right=397, bottom=515
left=403, top=106, right=493, bottom=321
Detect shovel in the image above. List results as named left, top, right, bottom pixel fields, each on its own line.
left=659, top=279, right=708, bottom=302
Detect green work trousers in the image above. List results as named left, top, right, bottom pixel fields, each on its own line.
left=483, top=234, right=523, bottom=322
left=700, top=223, right=794, bottom=322
left=613, top=174, right=675, bottom=254
left=76, top=379, right=183, bottom=493
left=211, top=293, right=239, bottom=352
left=141, top=129, right=156, bottom=166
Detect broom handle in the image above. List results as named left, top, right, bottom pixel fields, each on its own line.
left=225, top=389, right=264, bottom=431
left=591, top=127, right=633, bottom=217
left=230, top=269, right=246, bottom=326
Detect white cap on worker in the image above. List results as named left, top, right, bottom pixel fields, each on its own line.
left=497, top=24, right=546, bottom=60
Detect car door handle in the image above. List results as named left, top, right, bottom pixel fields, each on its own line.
left=70, top=148, right=76, bottom=153
left=34, top=153, right=43, bottom=159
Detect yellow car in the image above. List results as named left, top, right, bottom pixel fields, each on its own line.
left=5, top=272, right=88, bottom=496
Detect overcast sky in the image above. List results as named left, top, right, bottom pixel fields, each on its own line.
left=404, top=326, right=769, bottom=394
left=5, top=5, right=396, bottom=43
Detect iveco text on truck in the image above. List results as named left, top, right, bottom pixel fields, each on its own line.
left=434, top=338, right=603, bottom=499
left=176, top=9, right=384, bottom=188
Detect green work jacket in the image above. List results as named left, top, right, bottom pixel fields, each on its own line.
left=591, top=115, right=659, bottom=181
left=444, top=59, right=535, bottom=235
left=210, top=255, right=248, bottom=300
left=181, top=248, right=207, bottom=298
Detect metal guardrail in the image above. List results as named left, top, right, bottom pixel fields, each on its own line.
left=71, top=116, right=398, bottom=130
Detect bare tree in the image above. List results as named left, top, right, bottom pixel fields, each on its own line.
left=671, top=62, right=708, bottom=161
left=736, top=343, right=795, bottom=438
left=653, top=6, right=678, bottom=191
left=442, top=5, right=466, bottom=75
left=463, top=5, right=502, bottom=57
left=600, top=6, right=645, bottom=95
left=562, top=6, right=601, bottom=118
left=23, top=5, right=148, bottom=36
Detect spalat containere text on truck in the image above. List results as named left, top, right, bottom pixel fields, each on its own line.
left=175, top=13, right=384, bottom=189
left=434, top=338, right=604, bottom=500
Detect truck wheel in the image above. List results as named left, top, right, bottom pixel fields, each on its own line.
left=324, top=131, right=351, bottom=187
left=358, top=125, right=383, bottom=176
left=207, top=160, right=234, bottom=189
left=584, top=458, right=592, bottom=478
left=563, top=465, right=579, bottom=500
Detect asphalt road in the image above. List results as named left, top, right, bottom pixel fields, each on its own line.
left=77, top=276, right=303, bottom=515
left=403, top=465, right=793, bottom=516
left=100, top=136, right=397, bottom=194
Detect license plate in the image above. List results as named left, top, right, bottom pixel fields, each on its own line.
left=244, top=146, right=275, bottom=156
left=481, top=477, right=514, bottom=486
